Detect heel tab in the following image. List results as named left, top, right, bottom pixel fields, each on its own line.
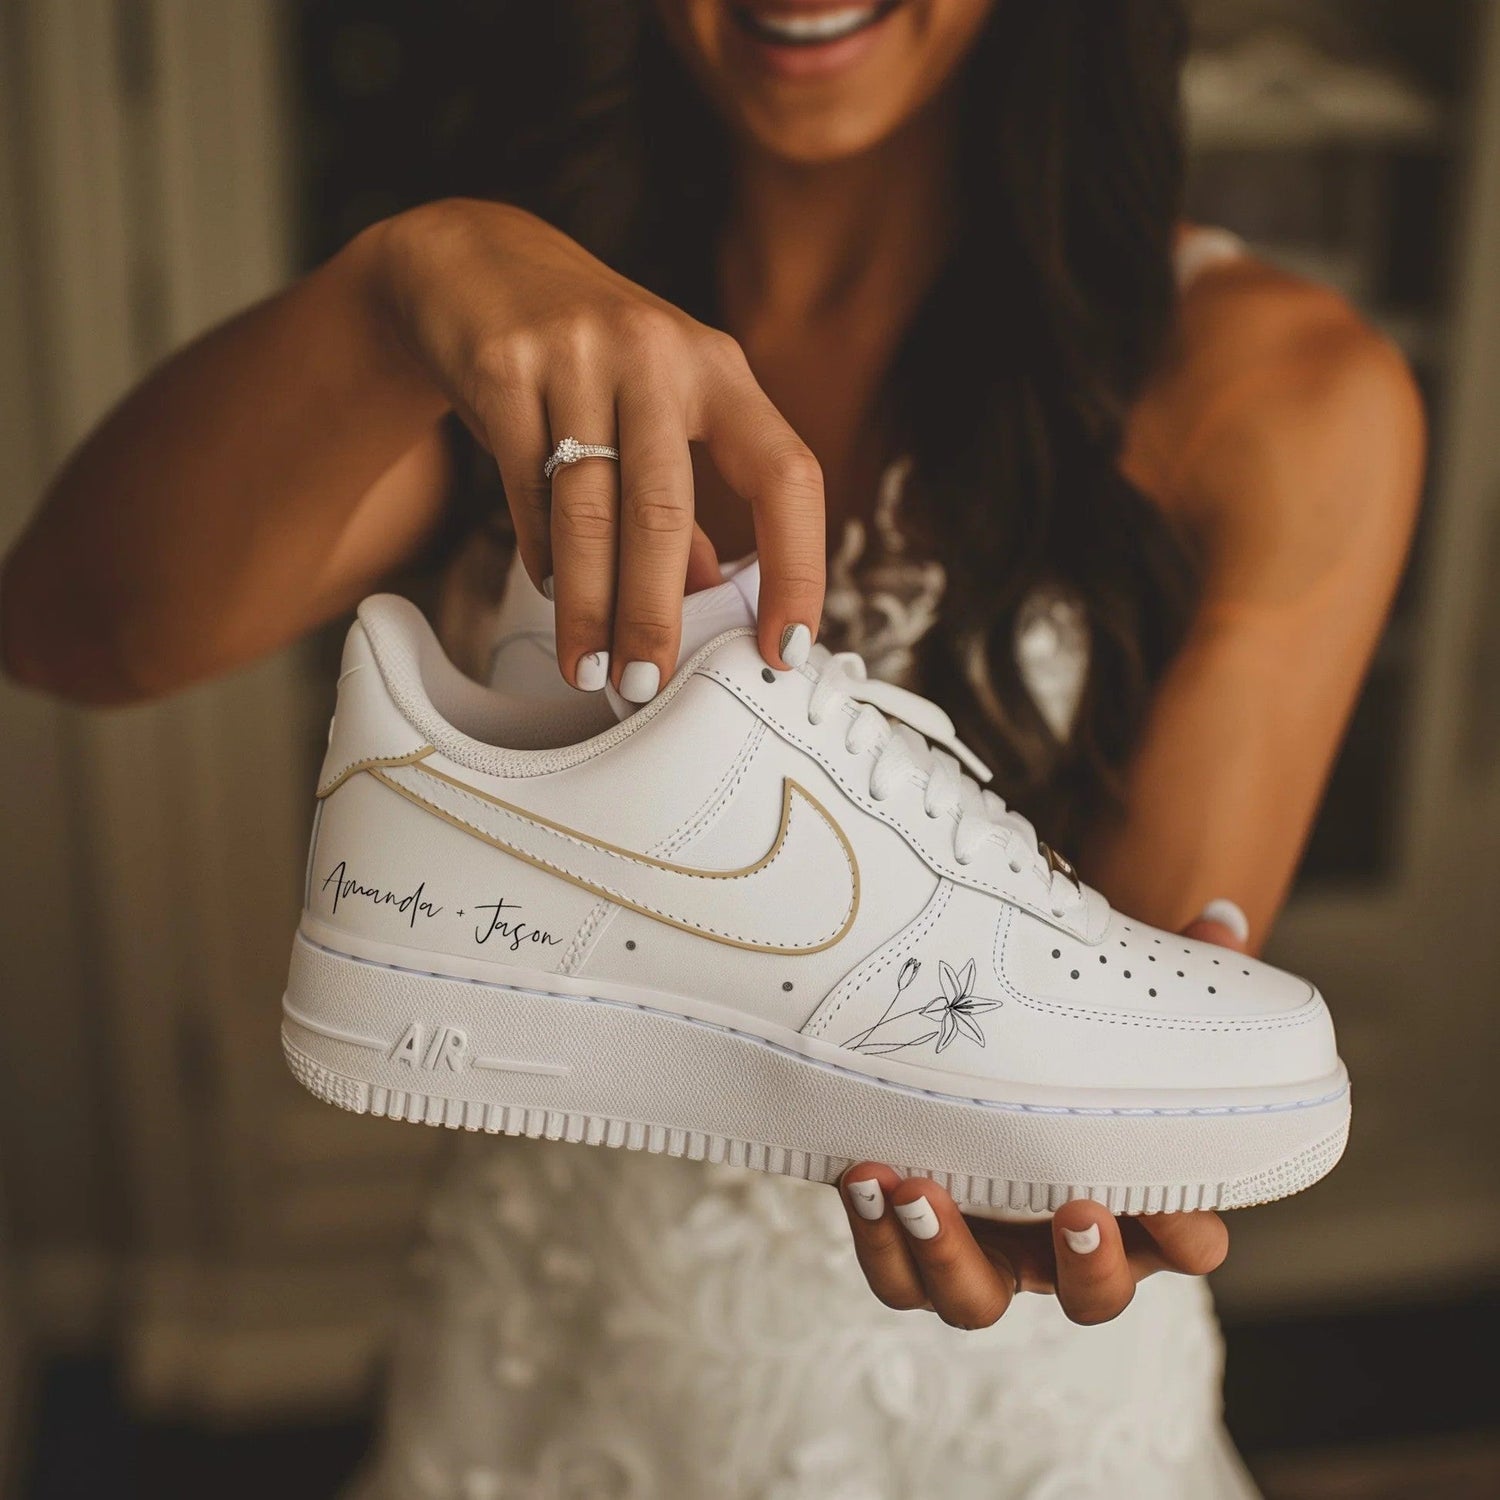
left=356, top=590, right=427, bottom=625
left=355, top=592, right=437, bottom=658
left=318, top=604, right=431, bottom=798
left=337, top=615, right=377, bottom=678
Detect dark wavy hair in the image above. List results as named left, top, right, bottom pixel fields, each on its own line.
left=392, top=0, right=1199, bottom=848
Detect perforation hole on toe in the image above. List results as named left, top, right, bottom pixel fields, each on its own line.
left=1013, top=914, right=1311, bottom=1019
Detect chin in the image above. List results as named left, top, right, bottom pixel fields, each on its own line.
left=734, top=100, right=907, bottom=166
left=658, top=0, right=995, bottom=165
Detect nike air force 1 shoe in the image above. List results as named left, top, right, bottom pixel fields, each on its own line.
left=283, top=573, right=1350, bottom=1214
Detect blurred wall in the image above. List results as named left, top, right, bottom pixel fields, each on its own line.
left=0, top=0, right=120, bottom=1342
left=0, top=0, right=310, bottom=1385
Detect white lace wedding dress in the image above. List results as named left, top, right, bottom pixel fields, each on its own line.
left=357, top=232, right=1262, bottom=1500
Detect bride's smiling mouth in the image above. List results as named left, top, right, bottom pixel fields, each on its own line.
left=730, top=1, right=905, bottom=48
left=726, top=1, right=909, bottom=78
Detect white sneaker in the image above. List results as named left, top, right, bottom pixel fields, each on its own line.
left=283, top=570, right=1349, bottom=1214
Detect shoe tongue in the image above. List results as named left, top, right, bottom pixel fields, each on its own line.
left=604, top=558, right=760, bottom=720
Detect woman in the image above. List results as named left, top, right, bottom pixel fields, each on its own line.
left=2, top=1, right=1422, bottom=1494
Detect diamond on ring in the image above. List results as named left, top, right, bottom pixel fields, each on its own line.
left=544, top=437, right=621, bottom=481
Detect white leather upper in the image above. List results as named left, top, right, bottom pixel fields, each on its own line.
left=302, top=591, right=1339, bottom=1098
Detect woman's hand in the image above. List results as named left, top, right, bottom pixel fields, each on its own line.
left=835, top=904, right=1248, bottom=1327
left=837, top=1168, right=1229, bottom=1329
left=371, top=198, right=825, bottom=695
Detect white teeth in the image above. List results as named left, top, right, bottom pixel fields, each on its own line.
left=749, top=6, right=881, bottom=44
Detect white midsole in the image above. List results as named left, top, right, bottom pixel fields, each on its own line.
left=283, top=930, right=1350, bottom=1205
left=296, top=918, right=1345, bottom=1114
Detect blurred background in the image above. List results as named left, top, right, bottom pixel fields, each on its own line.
left=1, top=1, right=1497, bottom=1496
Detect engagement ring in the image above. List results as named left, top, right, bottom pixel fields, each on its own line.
left=544, top=437, right=620, bottom=480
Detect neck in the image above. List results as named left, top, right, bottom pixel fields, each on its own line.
left=721, top=100, right=959, bottom=333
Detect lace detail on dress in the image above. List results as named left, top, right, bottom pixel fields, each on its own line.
left=367, top=1143, right=1255, bottom=1500
left=822, top=459, right=946, bottom=688
left=823, top=459, right=1091, bottom=748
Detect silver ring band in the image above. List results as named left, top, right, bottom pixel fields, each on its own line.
left=544, top=436, right=621, bottom=481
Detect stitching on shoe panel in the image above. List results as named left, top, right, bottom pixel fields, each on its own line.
left=991, top=906, right=1323, bottom=1033
left=318, top=744, right=434, bottom=799
left=655, top=722, right=767, bottom=857
left=563, top=722, right=768, bottom=972
left=366, top=769, right=857, bottom=951
left=806, top=881, right=953, bottom=1040
left=702, top=666, right=1070, bottom=932
left=300, top=934, right=1348, bottom=1119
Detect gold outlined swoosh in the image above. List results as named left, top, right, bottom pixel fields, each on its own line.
left=331, top=751, right=860, bottom=954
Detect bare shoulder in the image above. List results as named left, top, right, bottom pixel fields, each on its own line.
left=1127, top=255, right=1425, bottom=593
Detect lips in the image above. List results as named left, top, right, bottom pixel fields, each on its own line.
left=730, top=1, right=904, bottom=49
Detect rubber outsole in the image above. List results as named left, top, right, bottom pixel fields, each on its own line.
left=284, top=1033, right=1347, bottom=1215
left=281, top=933, right=1350, bottom=1216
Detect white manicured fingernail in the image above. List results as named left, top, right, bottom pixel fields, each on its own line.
left=541, top=574, right=555, bottom=601
left=1197, top=898, right=1249, bottom=944
left=1062, top=1222, right=1101, bottom=1256
left=575, top=651, right=608, bottom=692
left=893, top=1195, right=940, bottom=1241
left=847, top=1179, right=885, bottom=1221
left=779, top=622, right=812, bottom=669
left=619, top=660, right=661, bottom=703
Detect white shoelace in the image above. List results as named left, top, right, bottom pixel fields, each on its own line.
left=804, top=650, right=1082, bottom=918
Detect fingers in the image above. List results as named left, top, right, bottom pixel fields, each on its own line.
left=839, top=1163, right=929, bottom=1312
left=611, top=382, right=695, bottom=700
left=1051, top=1200, right=1137, bottom=1325
left=967, top=1214, right=1064, bottom=1295
left=839, top=1170, right=1224, bottom=1333
left=1182, top=917, right=1250, bottom=952
left=490, top=317, right=821, bottom=694
left=884, top=1176, right=1017, bottom=1330
left=1123, top=1211, right=1230, bottom=1279
left=684, top=523, right=722, bottom=594
left=480, top=379, right=553, bottom=598
left=1184, top=898, right=1252, bottom=953
left=697, top=344, right=824, bottom=669
left=544, top=384, right=620, bottom=691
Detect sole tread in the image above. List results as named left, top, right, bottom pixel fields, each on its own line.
left=282, top=1033, right=1347, bottom=1214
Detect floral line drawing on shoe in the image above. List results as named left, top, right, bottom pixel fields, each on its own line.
left=842, top=956, right=926, bottom=1053
left=842, top=956, right=1002, bottom=1055
left=922, top=958, right=1002, bottom=1051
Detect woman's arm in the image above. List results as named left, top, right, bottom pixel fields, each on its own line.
left=1088, top=277, right=1426, bottom=944
left=838, top=274, right=1423, bottom=1330
left=1, top=223, right=452, bottom=704
left=2, top=200, right=826, bottom=708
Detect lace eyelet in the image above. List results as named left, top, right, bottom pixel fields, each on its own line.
left=1008, top=859, right=1024, bottom=874
left=1051, top=906, right=1065, bottom=918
